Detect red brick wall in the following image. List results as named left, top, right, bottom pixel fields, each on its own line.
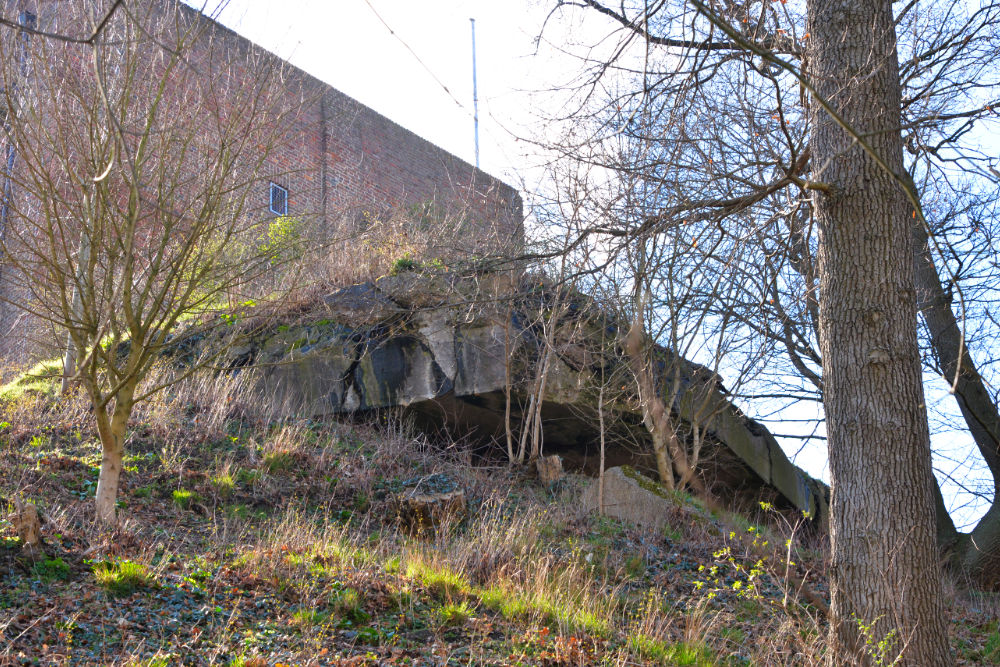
left=0, top=0, right=522, bottom=367
left=176, top=1, right=523, bottom=252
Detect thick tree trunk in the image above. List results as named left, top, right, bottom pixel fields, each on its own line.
left=807, top=0, right=952, bottom=663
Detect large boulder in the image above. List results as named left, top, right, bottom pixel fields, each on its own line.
left=580, top=466, right=704, bottom=531
left=210, top=272, right=828, bottom=523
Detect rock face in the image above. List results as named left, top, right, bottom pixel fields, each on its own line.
left=214, top=272, right=828, bottom=523
left=580, top=466, right=704, bottom=531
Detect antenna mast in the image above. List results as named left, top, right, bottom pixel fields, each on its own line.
left=470, top=18, right=480, bottom=170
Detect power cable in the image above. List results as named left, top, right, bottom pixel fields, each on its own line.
left=360, top=0, right=469, bottom=114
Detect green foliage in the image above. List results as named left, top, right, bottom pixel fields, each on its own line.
left=405, top=560, right=470, bottom=601
left=291, top=607, right=331, bottom=628
left=31, top=556, right=71, bottom=581
left=211, top=471, right=236, bottom=497
left=259, top=215, right=306, bottom=265
left=478, top=583, right=609, bottom=637
left=172, top=488, right=197, bottom=509
left=627, top=635, right=718, bottom=666
left=332, top=587, right=369, bottom=625
left=983, top=623, right=1000, bottom=662
left=388, top=252, right=448, bottom=276
left=92, top=559, right=154, bottom=596
left=435, top=600, right=473, bottom=627
left=389, top=252, right=419, bottom=276
left=263, top=450, right=296, bottom=473
left=853, top=614, right=901, bottom=667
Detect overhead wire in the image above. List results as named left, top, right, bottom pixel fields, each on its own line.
left=360, top=0, right=470, bottom=114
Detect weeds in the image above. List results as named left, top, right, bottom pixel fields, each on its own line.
left=172, top=488, right=197, bottom=509
left=0, top=383, right=991, bottom=665
left=30, top=556, right=71, bottom=581
left=92, top=559, right=154, bottom=596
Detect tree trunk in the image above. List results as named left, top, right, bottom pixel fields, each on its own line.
left=911, top=219, right=1000, bottom=481
left=911, top=216, right=1000, bottom=585
left=807, top=0, right=952, bottom=663
left=93, top=388, right=135, bottom=526
left=962, top=501, right=1000, bottom=590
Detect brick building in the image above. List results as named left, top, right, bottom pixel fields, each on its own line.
left=0, top=0, right=522, bottom=367
left=176, top=2, right=523, bottom=245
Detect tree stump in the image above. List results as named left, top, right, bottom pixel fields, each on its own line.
left=393, top=474, right=466, bottom=533
left=9, top=499, right=45, bottom=562
left=536, top=454, right=563, bottom=487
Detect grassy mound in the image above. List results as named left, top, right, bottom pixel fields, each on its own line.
left=1, top=377, right=997, bottom=665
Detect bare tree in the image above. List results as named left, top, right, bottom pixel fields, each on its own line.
left=0, top=0, right=298, bottom=524
left=529, top=0, right=1000, bottom=660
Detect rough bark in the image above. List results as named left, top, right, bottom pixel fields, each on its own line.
left=962, top=500, right=1000, bottom=589
left=807, top=0, right=952, bottom=663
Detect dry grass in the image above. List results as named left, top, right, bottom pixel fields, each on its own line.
left=0, top=367, right=996, bottom=665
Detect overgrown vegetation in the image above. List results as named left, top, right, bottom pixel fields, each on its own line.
left=1, top=371, right=996, bottom=664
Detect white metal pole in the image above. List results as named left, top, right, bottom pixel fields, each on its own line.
left=470, top=18, right=480, bottom=170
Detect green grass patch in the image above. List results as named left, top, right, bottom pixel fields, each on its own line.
left=31, top=556, right=71, bottom=581
left=211, top=471, right=236, bottom=497
left=478, top=583, right=609, bottom=637
left=172, top=488, right=198, bottom=509
left=628, top=635, right=718, bottom=666
left=404, top=560, right=470, bottom=601
left=263, top=450, right=296, bottom=473
left=331, top=587, right=369, bottom=625
left=981, top=622, right=1000, bottom=663
left=435, top=600, right=473, bottom=627
left=0, top=358, right=62, bottom=402
left=291, top=607, right=331, bottom=628
left=92, top=559, right=154, bottom=596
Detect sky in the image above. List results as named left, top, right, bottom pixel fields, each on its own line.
left=202, top=0, right=556, bottom=186
left=194, top=1, right=993, bottom=526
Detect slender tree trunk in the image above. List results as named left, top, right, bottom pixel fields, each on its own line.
left=911, top=220, right=1000, bottom=480
left=625, top=312, right=676, bottom=490
left=598, top=381, right=606, bottom=513
left=93, top=385, right=135, bottom=526
left=61, top=231, right=91, bottom=395
left=911, top=217, right=1000, bottom=584
left=807, top=0, right=952, bottom=663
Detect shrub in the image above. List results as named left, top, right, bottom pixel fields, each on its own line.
left=389, top=252, right=419, bottom=276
